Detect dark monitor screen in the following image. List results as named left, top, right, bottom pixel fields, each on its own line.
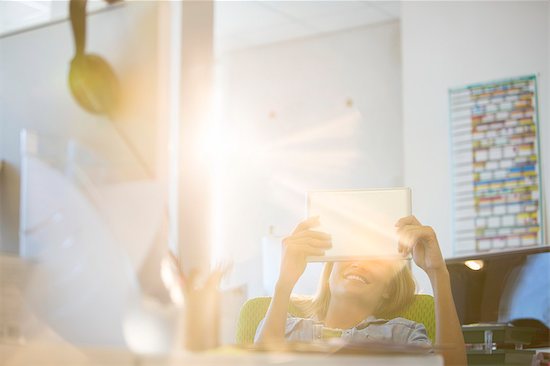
left=447, top=247, right=550, bottom=345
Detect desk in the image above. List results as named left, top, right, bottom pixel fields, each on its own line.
left=1, top=343, right=443, bottom=366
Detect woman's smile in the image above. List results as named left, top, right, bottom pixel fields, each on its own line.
left=342, top=268, right=371, bottom=285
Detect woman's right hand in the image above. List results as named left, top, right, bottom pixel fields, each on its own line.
left=256, top=217, right=331, bottom=344
left=278, top=217, right=332, bottom=289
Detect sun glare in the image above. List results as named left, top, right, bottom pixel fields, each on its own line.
left=208, top=93, right=364, bottom=265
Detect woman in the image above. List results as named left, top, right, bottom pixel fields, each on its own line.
left=255, top=215, right=467, bottom=365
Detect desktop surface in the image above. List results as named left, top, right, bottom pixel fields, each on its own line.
left=0, top=342, right=444, bottom=366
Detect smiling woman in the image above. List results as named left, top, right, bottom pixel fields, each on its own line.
left=255, top=215, right=467, bottom=365
left=291, top=260, right=415, bottom=325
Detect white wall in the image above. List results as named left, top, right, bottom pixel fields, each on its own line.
left=401, top=1, right=550, bottom=293
left=0, top=2, right=161, bottom=254
left=214, top=21, right=404, bottom=297
left=0, top=2, right=164, bottom=346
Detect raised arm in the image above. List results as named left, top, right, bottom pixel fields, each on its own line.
left=396, top=216, right=467, bottom=366
left=256, top=217, right=332, bottom=343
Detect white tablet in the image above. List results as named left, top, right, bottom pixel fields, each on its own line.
left=306, top=188, right=412, bottom=262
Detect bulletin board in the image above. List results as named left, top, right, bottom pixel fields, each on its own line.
left=449, top=75, right=544, bottom=255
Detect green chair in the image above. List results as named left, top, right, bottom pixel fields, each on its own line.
left=235, top=295, right=436, bottom=344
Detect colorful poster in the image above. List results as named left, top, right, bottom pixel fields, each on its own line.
left=449, top=75, right=543, bottom=254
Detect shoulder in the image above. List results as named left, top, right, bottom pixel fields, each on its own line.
left=277, top=314, right=316, bottom=341
left=386, top=317, right=426, bottom=329
left=254, top=313, right=314, bottom=343
left=285, top=314, right=311, bottom=327
left=387, top=317, right=431, bottom=345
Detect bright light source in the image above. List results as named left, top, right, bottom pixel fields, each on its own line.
left=207, top=84, right=363, bottom=267
left=464, top=259, right=484, bottom=271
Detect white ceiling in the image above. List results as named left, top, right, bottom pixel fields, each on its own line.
left=1, top=0, right=400, bottom=53
left=0, top=1, right=52, bottom=35
left=214, top=1, right=401, bottom=54
left=0, top=0, right=107, bottom=36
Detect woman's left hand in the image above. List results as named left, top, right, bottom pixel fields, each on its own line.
left=395, top=215, right=446, bottom=277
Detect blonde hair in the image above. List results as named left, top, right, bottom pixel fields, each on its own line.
left=291, top=262, right=416, bottom=320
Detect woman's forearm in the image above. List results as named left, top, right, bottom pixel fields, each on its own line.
left=257, top=217, right=328, bottom=343
left=429, top=268, right=467, bottom=365
left=255, top=281, right=293, bottom=343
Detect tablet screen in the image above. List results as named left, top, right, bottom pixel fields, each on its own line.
left=306, top=188, right=412, bottom=262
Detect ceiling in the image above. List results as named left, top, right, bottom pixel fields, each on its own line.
left=0, top=0, right=400, bottom=53
left=0, top=1, right=52, bottom=36
left=214, top=1, right=401, bottom=54
left=0, top=0, right=107, bottom=36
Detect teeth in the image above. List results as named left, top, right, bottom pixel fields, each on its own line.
left=345, top=274, right=367, bottom=284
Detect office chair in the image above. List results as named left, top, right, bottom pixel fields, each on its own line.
left=235, top=294, right=436, bottom=344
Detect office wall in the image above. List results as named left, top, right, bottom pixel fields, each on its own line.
left=0, top=2, right=161, bottom=254
left=401, top=1, right=549, bottom=293
left=0, top=2, right=164, bottom=346
left=215, top=21, right=403, bottom=296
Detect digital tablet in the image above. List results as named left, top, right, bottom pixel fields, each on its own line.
left=306, top=188, right=412, bottom=262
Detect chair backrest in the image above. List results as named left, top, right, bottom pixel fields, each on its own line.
left=235, top=294, right=435, bottom=344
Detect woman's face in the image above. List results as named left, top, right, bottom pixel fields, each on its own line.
left=329, top=259, right=401, bottom=305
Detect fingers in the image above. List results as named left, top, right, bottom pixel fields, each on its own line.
left=285, top=237, right=332, bottom=249
left=292, top=216, right=320, bottom=234
left=293, top=229, right=331, bottom=241
left=395, top=215, right=421, bottom=227
left=292, top=244, right=326, bottom=256
left=397, top=227, right=421, bottom=255
left=284, top=229, right=332, bottom=248
left=283, top=229, right=332, bottom=257
left=302, top=246, right=327, bottom=257
left=396, top=225, right=435, bottom=255
left=394, top=216, right=429, bottom=255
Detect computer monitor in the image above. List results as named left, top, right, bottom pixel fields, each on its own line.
left=447, top=247, right=550, bottom=346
